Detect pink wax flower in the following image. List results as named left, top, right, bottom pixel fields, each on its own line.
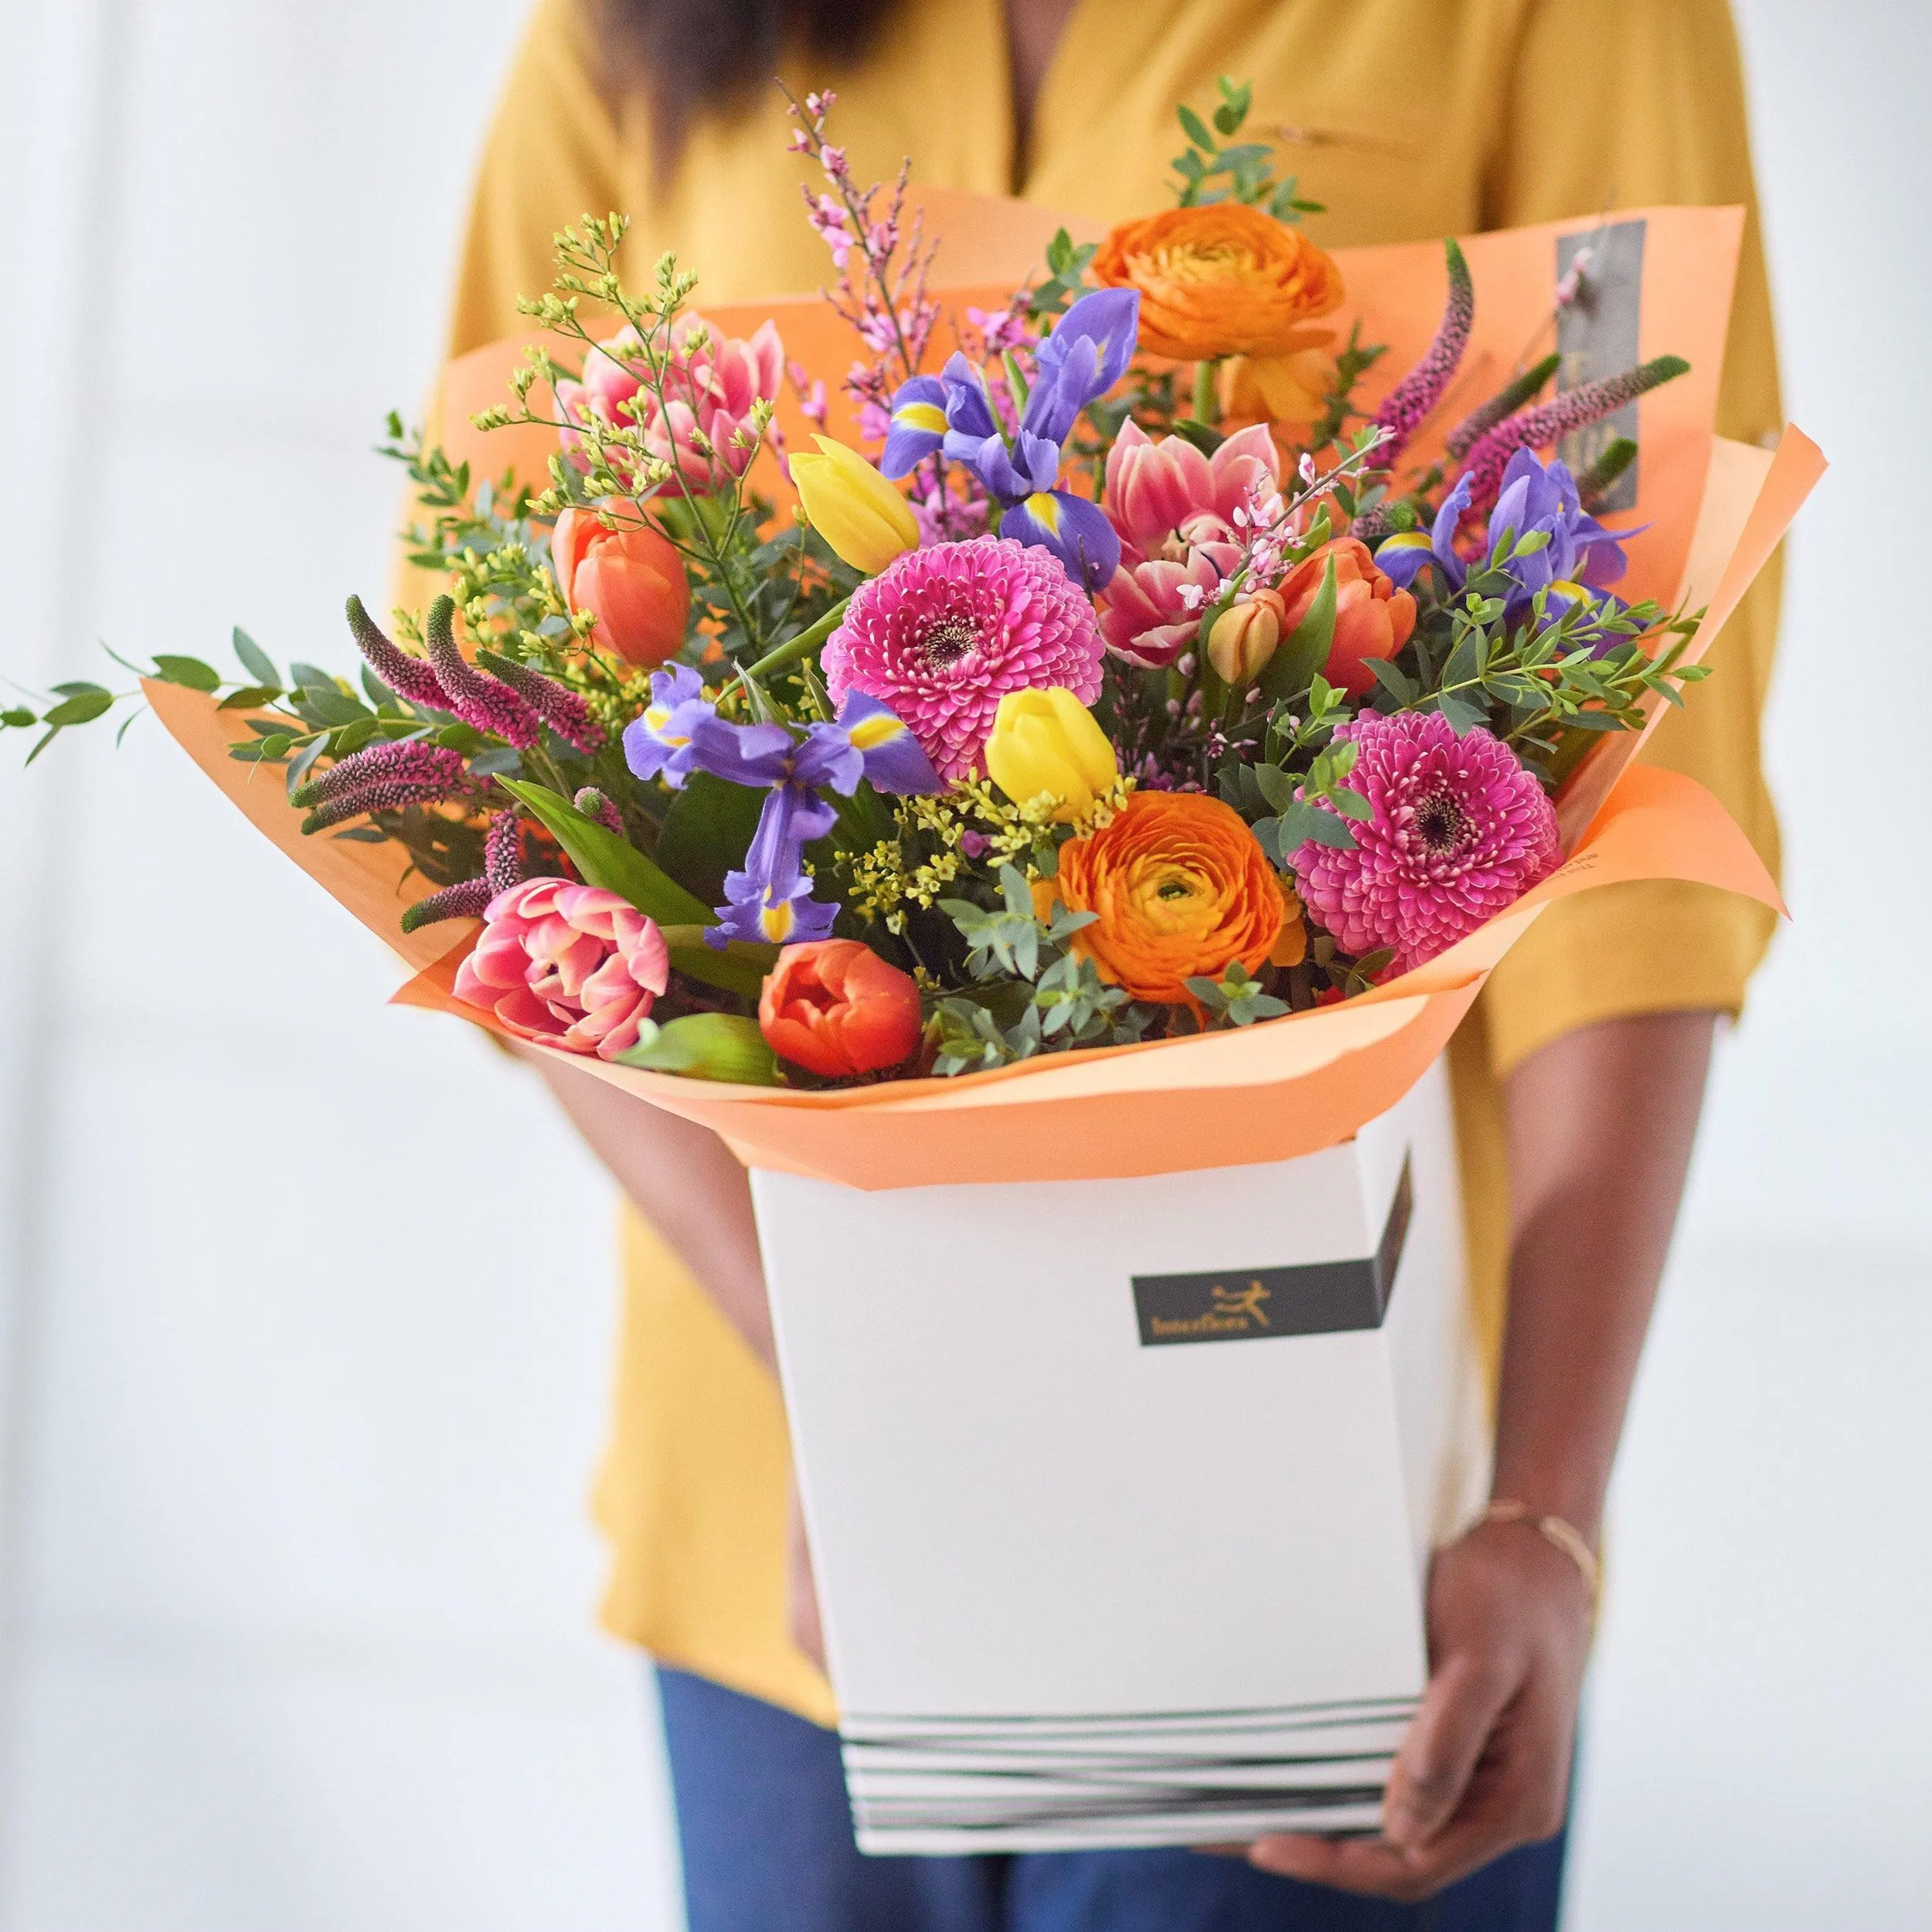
left=556, top=314, right=783, bottom=495
left=454, top=878, right=670, bottom=1060
left=1102, top=420, right=1281, bottom=556
left=1291, top=711, right=1562, bottom=976
left=822, top=536, right=1104, bottom=783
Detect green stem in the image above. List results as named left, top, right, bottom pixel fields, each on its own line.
left=1192, top=357, right=1219, bottom=426
left=736, top=594, right=852, bottom=685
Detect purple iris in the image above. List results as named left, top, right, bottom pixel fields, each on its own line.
left=1376, top=449, right=1635, bottom=622
left=879, top=287, right=1139, bottom=592
left=621, top=665, right=716, bottom=789
left=624, top=684, right=940, bottom=947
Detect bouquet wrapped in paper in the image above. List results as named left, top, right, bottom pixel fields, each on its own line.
left=19, top=81, right=1821, bottom=1847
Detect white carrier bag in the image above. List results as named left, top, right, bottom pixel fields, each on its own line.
left=749, top=1053, right=1489, bottom=1855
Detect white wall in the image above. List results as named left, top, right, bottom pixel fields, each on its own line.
left=0, top=3, right=681, bottom=1928
left=0, top=3, right=1925, bottom=1929
left=1565, top=4, right=1932, bottom=1923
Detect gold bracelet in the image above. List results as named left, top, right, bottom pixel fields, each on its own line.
left=1474, top=1499, right=1601, bottom=1603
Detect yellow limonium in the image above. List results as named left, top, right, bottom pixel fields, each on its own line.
left=985, top=687, right=1120, bottom=824
left=790, top=435, right=919, bottom=572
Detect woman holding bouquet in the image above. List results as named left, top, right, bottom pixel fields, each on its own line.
left=443, top=2, right=1783, bottom=1925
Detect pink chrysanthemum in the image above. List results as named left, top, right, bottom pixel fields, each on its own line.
left=1292, top=710, right=1561, bottom=976
left=822, top=536, right=1103, bottom=782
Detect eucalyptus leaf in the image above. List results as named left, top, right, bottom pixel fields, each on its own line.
left=43, top=691, right=113, bottom=727
left=1253, top=763, right=1298, bottom=813
left=301, top=686, right=370, bottom=728
left=233, top=627, right=279, bottom=687
left=218, top=685, right=282, bottom=711
left=1364, top=658, right=1420, bottom=706
left=1279, top=798, right=1357, bottom=851
left=286, top=736, right=328, bottom=795
left=151, top=654, right=222, bottom=692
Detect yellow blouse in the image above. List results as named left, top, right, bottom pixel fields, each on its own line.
left=450, top=0, right=1782, bottom=1726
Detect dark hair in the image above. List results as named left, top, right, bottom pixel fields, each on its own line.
left=588, top=0, right=902, bottom=165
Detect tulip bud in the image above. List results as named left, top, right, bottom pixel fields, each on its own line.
left=790, top=435, right=920, bottom=573
left=552, top=507, right=690, bottom=667
left=984, top=687, right=1120, bottom=823
left=1206, top=591, right=1284, bottom=685
left=759, top=940, right=922, bottom=1078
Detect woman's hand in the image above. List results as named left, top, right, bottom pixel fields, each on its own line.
left=1247, top=1517, right=1591, bottom=1900
left=1250, top=1009, right=1716, bottom=1900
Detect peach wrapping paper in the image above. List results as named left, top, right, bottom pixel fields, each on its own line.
left=145, top=196, right=1823, bottom=1190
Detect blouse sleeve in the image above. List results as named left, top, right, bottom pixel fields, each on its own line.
left=444, top=0, right=631, bottom=359
left=1474, top=0, right=1785, bottom=1074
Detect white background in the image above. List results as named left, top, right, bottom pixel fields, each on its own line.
left=0, top=3, right=1925, bottom=1927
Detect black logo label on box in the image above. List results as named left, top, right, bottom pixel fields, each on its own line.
left=1131, top=1154, right=1413, bottom=1346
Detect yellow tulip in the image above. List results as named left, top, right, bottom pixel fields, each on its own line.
left=790, top=435, right=919, bottom=573
left=985, top=687, right=1119, bottom=823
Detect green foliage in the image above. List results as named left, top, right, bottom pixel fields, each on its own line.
left=939, top=865, right=1092, bottom=981
left=617, top=1013, right=779, bottom=1084
left=1392, top=548, right=1707, bottom=776
left=1026, top=227, right=1099, bottom=321
left=653, top=773, right=768, bottom=904
left=1184, top=961, right=1290, bottom=1026
left=928, top=865, right=1142, bottom=1075
left=497, top=777, right=706, bottom=924
left=1171, top=77, right=1326, bottom=218
left=1260, top=555, right=1338, bottom=702
left=151, top=654, right=221, bottom=693
left=1309, top=321, right=1392, bottom=449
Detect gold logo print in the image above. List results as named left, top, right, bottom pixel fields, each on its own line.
left=1209, top=1281, right=1272, bottom=1327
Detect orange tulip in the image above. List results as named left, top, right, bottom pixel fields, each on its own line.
left=1277, top=539, right=1417, bottom=699
left=553, top=507, right=690, bottom=668
left=759, top=940, right=923, bottom=1078
left=1092, top=204, right=1345, bottom=362
left=1044, top=791, right=1286, bottom=1005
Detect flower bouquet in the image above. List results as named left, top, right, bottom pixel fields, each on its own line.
left=18, top=80, right=1821, bottom=1847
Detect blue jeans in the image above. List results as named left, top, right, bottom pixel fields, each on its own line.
left=656, top=1668, right=1567, bottom=1932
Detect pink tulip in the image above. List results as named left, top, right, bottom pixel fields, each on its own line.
left=557, top=314, right=784, bottom=497
left=454, top=878, right=669, bottom=1060
left=1097, top=514, right=1242, bottom=669
left=1102, top=420, right=1282, bottom=555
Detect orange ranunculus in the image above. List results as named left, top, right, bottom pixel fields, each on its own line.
left=1277, top=539, right=1417, bottom=699
left=1044, top=791, right=1286, bottom=1005
left=758, top=939, right=923, bottom=1078
left=1091, top=204, right=1345, bottom=362
left=1218, top=343, right=1338, bottom=435
left=553, top=507, right=691, bottom=668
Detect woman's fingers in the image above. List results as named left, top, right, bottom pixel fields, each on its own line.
left=1247, top=1529, right=1589, bottom=1902
left=1381, top=1647, right=1519, bottom=1849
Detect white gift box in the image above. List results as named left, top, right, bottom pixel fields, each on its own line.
left=749, top=1055, right=1489, bottom=1855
